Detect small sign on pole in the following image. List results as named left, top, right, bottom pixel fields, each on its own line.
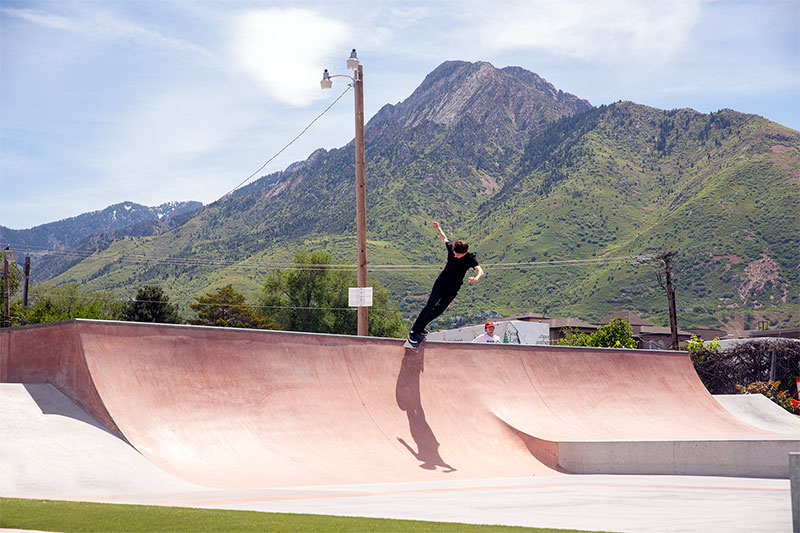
left=348, top=287, right=373, bottom=307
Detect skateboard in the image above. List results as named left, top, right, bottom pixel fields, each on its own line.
left=403, top=333, right=426, bottom=351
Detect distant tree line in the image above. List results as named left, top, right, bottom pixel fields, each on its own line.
left=2, top=250, right=406, bottom=339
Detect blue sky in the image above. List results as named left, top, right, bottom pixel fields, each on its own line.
left=1, top=0, right=798, bottom=229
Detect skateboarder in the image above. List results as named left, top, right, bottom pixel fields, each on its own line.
left=407, top=222, right=484, bottom=348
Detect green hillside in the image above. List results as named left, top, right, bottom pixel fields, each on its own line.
left=42, top=61, right=799, bottom=332
left=470, top=103, right=798, bottom=329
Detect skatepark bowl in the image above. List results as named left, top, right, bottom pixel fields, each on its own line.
left=1, top=319, right=797, bottom=532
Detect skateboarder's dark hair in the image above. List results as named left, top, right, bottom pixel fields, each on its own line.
left=453, top=240, right=469, bottom=253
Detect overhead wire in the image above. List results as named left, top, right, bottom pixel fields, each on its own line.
left=219, top=85, right=352, bottom=199
left=17, top=292, right=398, bottom=313
left=2, top=85, right=353, bottom=270
left=4, top=242, right=652, bottom=273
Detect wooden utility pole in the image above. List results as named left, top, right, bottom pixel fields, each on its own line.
left=23, top=256, right=30, bottom=316
left=321, top=50, right=369, bottom=336
left=3, top=247, right=9, bottom=328
left=656, top=250, right=679, bottom=350
left=353, top=63, right=368, bottom=336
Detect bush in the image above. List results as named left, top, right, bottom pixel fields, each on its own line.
left=557, top=318, right=636, bottom=348
left=20, top=283, right=120, bottom=325
left=736, top=381, right=798, bottom=414
left=690, top=338, right=800, bottom=412
left=189, top=285, right=271, bottom=329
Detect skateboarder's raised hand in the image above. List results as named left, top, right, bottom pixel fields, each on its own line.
left=432, top=221, right=448, bottom=243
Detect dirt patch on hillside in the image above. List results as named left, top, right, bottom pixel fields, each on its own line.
left=771, top=144, right=795, bottom=154
left=737, top=252, right=784, bottom=300
left=719, top=254, right=744, bottom=264
left=477, top=171, right=498, bottom=196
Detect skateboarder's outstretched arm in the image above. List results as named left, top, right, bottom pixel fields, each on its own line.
left=468, top=265, right=484, bottom=283
left=432, top=221, right=448, bottom=243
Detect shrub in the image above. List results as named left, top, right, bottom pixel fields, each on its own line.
left=736, top=381, right=798, bottom=414
left=558, top=318, right=636, bottom=348
left=690, top=338, right=800, bottom=413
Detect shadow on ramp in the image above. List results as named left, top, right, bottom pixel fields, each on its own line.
left=23, top=383, right=117, bottom=437
left=395, top=348, right=456, bottom=472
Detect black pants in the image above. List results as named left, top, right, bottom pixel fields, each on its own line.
left=411, top=281, right=460, bottom=333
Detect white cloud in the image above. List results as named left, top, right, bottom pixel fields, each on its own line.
left=387, top=6, right=431, bottom=29
left=91, top=86, right=247, bottom=177
left=458, top=0, right=702, bottom=65
left=2, top=6, right=216, bottom=64
left=231, top=8, right=350, bottom=107
left=93, top=12, right=217, bottom=63
left=1, top=6, right=80, bottom=31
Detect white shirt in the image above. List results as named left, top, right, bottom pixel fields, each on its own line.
left=472, top=333, right=502, bottom=343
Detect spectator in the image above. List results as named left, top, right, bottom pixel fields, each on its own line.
left=472, top=322, right=502, bottom=343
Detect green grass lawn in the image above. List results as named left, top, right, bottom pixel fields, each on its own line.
left=0, top=497, right=606, bottom=532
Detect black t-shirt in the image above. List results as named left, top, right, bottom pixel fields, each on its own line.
left=435, top=241, right=479, bottom=288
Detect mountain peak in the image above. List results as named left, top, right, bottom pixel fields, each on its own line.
left=378, top=61, right=591, bottom=133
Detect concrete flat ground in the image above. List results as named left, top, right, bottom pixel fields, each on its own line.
left=137, top=475, right=791, bottom=533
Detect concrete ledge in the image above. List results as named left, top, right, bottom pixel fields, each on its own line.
left=559, top=438, right=800, bottom=478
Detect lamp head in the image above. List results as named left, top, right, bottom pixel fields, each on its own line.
left=346, top=48, right=359, bottom=70
left=320, top=69, right=332, bottom=89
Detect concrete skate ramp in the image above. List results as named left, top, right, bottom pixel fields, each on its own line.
left=0, top=383, right=205, bottom=499
left=715, top=394, right=800, bottom=434
left=1, top=320, right=795, bottom=486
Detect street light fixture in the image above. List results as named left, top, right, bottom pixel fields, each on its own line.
left=321, top=49, right=368, bottom=336
left=346, top=48, right=360, bottom=70
left=320, top=69, right=333, bottom=89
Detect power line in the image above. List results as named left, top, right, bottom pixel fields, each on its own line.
left=219, top=85, right=352, bottom=199
left=5, top=243, right=651, bottom=273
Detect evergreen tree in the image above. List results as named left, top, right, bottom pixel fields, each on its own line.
left=120, top=286, right=182, bottom=324
left=189, top=284, right=267, bottom=329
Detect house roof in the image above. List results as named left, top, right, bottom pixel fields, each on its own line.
left=601, top=311, right=652, bottom=326
left=745, top=328, right=800, bottom=339
left=639, top=326, right=693, bottom=337
left=545, top=318, right=597, bottom=329
left=501, top=312, right=550, bottom=322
